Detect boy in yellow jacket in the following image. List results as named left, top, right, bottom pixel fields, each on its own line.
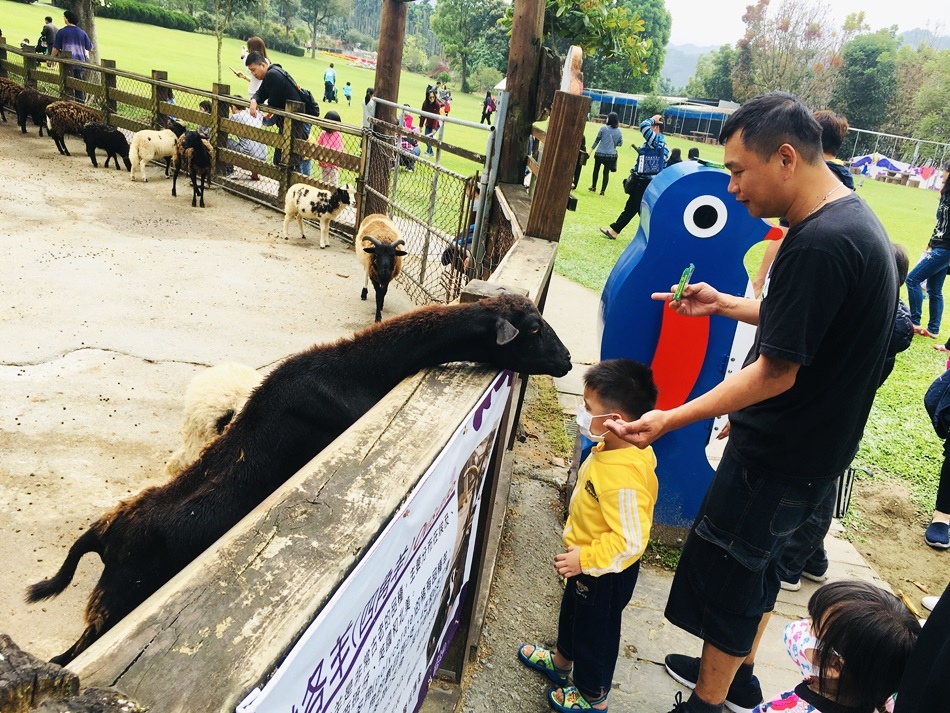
left=518, top=358, right=659, bottom=712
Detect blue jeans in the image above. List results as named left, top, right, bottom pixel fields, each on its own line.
left=557, top=562, right=640, bottom=702
left=907, top=247, right=950, bottom=334
left=775, top=485, right=834, bottom=583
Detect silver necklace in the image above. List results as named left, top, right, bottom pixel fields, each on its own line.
left=804, top=183, right=846, bottom=219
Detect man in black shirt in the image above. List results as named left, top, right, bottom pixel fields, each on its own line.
left=246, top=51, right=311, bottom=170
left=605, top=92, right=897, bottom=713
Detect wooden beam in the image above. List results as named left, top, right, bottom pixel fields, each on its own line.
left=525, top=91, right=590, bottom=242
left=497, top=0, right=544, bottom=184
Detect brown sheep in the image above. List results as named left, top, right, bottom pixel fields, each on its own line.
left=45, top=100, right=102, bottom=156
left=0, top=76, right=24, bottom=123
left=356, top=213, right=407, bottom=322
left=171, top=130, right=214, bottom=208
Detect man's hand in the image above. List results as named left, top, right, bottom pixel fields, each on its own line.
left=604, top=409, right=671, bottom=449
left=554, top=546, right=582, bottom=578
left=249, top=98, right=259, bottom=118
left=653, top=281, right=721, bottom=317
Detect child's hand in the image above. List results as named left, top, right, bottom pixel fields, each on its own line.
left=554, top=546, right=582, bottom=578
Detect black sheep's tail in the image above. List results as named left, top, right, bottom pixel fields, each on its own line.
left=26, top=528, right=101, bottom=602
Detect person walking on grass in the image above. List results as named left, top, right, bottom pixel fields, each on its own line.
left=604, top=92, right=896, bottom=713
left=323, top=62, right=336, bottom=103
left=52, top=10, right=91, bottom=103
left=600, top=114, right=667, bottom=240
left=906, top=163, right=950, bottom=339
left=519, top=359, right=659, bottom=713
left=588, top=112, right=623, bottom=196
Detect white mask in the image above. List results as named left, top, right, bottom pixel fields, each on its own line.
left=575, top=406, right=615, bottom=443
left=784, top=619, right=821, bottom=679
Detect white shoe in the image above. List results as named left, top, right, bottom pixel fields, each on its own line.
left=780, top=579, right=802, bottom=592
left=922, top=595, right=941, bottom=612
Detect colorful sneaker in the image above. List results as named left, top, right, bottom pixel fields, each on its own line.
left=925, top=522, right=950, bottom=549
left=665, top=654, right=763, bottom=713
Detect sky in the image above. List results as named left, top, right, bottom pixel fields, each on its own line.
left=664, top=0, right=947, bottom=47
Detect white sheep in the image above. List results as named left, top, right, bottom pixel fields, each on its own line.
left=283, top=183, right=352, bottom=248
left=164, top=362, right=262, bottom=478
left=356, top=213, right=407, bottom=322
left=129, top=121, right=186, bottom=182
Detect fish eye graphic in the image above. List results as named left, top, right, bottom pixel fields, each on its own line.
left=683, top=195, right=728, bottom=239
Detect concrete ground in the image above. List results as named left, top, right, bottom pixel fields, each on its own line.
left=453, top=274, right=891, bottom=713
left=0, top=118, right=414, bottom=660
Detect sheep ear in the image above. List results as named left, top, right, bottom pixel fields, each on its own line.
left=394, top=249, right=408, bottom=257
left=495, top=318, right=519, bottom=345
left=363, top=246, right=376, bottom=254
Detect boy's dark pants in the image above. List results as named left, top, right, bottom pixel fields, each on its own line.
left=557, top=560, right=640, bottom=701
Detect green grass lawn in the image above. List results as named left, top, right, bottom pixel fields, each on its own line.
left=3, top=0, right=946, bottom=514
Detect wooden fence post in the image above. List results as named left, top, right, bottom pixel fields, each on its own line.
left=22, top=43, right=39, bottom=90
left=0, top=39, right=8, bottom=79
left=151, top=70, right=168, bottom=128
left=212, top=82, right=231, bottom=175
left=282, top=99, right=305, bottom=197
left=524, top=91, right=590, bottom=242
left=101, top=59, right=117, bottom=115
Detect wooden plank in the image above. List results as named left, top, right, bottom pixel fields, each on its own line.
left=525, top=91, right=590, bottom=242
left=487, top=236, right=557, bottom=304
left=220, top=116, right=279, bottom=147
left=495, top=183, right=530, bottom=242
left=526, top=155, right=540, bottom=176
left=69, top=368, right=497, bottom=712
left=111, top=88, right=151, bottom=110
left=530, top=125, right=547, bottom=143
left=109, top=114, right=149, bottom=134
left=293, top=138, right=361, bottom=172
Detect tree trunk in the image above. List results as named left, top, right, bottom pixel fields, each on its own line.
left=461, top=54, right=468, bottom=93
left=216, top=30, right=223, bottom=83
left=76, top=0, right=100, bottom=67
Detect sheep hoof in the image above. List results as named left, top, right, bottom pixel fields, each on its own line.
left=360, top=288, right=368, bottom=301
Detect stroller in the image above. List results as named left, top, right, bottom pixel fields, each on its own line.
left=332, top=86, right=339, bottom=103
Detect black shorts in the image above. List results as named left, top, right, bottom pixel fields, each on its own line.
left=664, top=445, right=834, bottom=657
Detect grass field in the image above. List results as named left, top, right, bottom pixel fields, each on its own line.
left=3, top=0, right=947, bottom=513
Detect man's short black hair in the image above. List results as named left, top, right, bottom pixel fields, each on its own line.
left=719, top=91, right=823, bottom=165
left=244, top=51, right=265, bottom=67
left=63, top=10, right=79, bottom=25
left=45, top=16, right=53, bottom=23
left=584, top=359, right=658, bottom=421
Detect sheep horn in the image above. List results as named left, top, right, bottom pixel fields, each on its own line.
left=393, top=239, right=406, bottom=249
left=364, top=236, right=382, bottom=247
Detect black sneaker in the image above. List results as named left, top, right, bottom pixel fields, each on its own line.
left=667, top=691, right=688, bottom=712
left=665, top=654, right=763, bottom=713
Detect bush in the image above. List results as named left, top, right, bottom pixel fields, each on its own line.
left=401, top=36, right=427, bottom=74
left=98, top=0, right=198, bottom=33
left=471, top=65, right=503, bottom=93
left=343, top=29, right=375, bottom=51
left=224, top=16, right=305, bottom=57
left=194, top=10, right=214, bottom=31
left=434, top=70, right=452, bottom=85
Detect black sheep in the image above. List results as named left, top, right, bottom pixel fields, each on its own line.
left=27, top=292, right=571, bottom=665
left=0, top=76, right=22, bottom=123
left=172, top=130, right=214, bottom=207
left=15, top=87, right=55, bottom=135
left=82, top=122, right=132, bottom=171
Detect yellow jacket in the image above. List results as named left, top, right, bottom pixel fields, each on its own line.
left=564, top=443, right=658, bottom=575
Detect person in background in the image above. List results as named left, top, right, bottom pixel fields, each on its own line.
left=197, top=100, right=212, bottom=140
left=343, top=81, right=352, bottom=106
left=688, top=147, right=700, bottom=161
left=311, top=110, right=343, bottom=185
left=398, top=107, right=421, bottom=171
left=599, top=114, right=667, bottom=239
left=323, top=62, right=336, bottom=103
left=52, top=10, right=92, bottom=103
left=906, top=163, right=950, bottom=339
left=573, top=134, right=588, bottom=191
left=481, top=91, right=496, bottom=125
left=362, top=87, right=376, bottom=130
left=246, top=51, right=311, bottom=171
left=232, top=37, right=270, bottom=100
left=40, top=16, right=57, bottom=67
left=589, top=112, right=623, bottom=196
left=226, top=102, right=265, bottom=180
left=667, top=147, right=683, bottom=166
left=421, top=89, right=442, bottom=156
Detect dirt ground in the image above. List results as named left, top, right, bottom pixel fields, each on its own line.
left=0, top=117, right=414, bottom=661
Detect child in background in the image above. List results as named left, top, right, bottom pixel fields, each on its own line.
left=343, top=81, right=352, bottom=106
left=198, top=100, right=212, bottom=139
left=310, top=110, right=343, bottom=185
left=518, top=359, right=659, bottom=712
left=753, top=580, right=919, bottom=713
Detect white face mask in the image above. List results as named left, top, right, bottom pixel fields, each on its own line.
left=576, top=406, right=616, bottom=443
left=784, top=619, right=821, bottom=679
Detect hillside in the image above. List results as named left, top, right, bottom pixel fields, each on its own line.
left=661, top=42, right=718, bottom=90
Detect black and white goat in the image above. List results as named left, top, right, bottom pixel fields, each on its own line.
left=15, top=87, right=55, bottom=135
left=172, top=130, right=214, bottom=208
left=283, top=183, right=352, bottom=248
left=45, top=101, right=102, bottom=156
left=26, top=292, right=571, bottom=665
left=357, top=213, right=407, bottom=322
left=82, top=122, right=132, bottom=171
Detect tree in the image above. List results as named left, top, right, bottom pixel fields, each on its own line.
left=431, top=0, right=504, bottom=93
left=685, top=44, right=737, bottom=101
left=212, top=0, right=254, bottom=83
left=275, top=0, right=299, bottom=35
left=301, top=0, right=352, bottom=57
left=914, top=50, right=950, bottom=143
left=884, top=43, right=938, bottom=137
left=830, top=30, right=898, bottom=131
left=582, top=0, right=672, bottom=93
left=74, top=0, right=101, bottom=68
left=732, top=0, right=867, bottom=106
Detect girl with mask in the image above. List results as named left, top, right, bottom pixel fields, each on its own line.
left=756, top=580, right=920, bottom=713
left=518, top=359, right=659, bottom=713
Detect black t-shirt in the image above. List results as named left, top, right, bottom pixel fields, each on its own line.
left=928, top=191, right=950, bottom=250
left=729, top=193, right=897, bottom=482
left=252, top=64, right=302, bottom=111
